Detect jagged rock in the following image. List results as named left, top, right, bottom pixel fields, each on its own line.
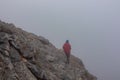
left=38, top=36, right=49, bottom=45
left=13, top=61, right=37, bottom=80
left=46, top=55, right=56, bottom=62
left=0, top=20, right=97, bottom=80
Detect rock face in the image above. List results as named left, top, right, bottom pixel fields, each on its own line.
left=0, top=20, right=97, bottom=80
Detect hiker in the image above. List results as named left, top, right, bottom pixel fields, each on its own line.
left=63, top=40, right=71, bottom=64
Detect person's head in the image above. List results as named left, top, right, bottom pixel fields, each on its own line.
left=66, top=40, right=69, bottom=43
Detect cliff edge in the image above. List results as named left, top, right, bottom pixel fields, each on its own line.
left=0, top=20, right=97, bottom=80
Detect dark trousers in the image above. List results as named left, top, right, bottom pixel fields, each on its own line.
left=65, top=53, right=70, bottom=64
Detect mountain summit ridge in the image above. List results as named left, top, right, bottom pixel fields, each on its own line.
left=0, top=20, right=97, bottom=80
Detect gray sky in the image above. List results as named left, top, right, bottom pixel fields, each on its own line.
left=0, top=0, right=120, bottom=80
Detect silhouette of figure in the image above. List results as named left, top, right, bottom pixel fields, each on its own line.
left=63, top=40, right=71, bottom=64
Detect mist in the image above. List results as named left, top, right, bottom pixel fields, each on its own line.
left=0, top=0, right=120, bottom=80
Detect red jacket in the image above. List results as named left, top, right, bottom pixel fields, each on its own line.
left=63, top=43, right=71, bottom=54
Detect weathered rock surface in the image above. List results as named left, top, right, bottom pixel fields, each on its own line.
left=0, top=20, right=97, bottom=80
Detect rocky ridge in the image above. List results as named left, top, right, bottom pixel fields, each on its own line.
left=0, top=20, right=97, bottom=80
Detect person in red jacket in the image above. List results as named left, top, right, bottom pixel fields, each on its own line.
left=63, top=40, right=71, bottom=64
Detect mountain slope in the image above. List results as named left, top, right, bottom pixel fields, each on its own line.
left=0, top=20, right=97, bottom=80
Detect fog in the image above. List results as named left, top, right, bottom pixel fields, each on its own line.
left=0, top=0, right=120, bottom=80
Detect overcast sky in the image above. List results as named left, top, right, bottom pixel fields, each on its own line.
left=0, top=0, right=120, bottom=80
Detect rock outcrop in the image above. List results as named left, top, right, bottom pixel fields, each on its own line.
left=0, top=20, right=97, bottom=80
